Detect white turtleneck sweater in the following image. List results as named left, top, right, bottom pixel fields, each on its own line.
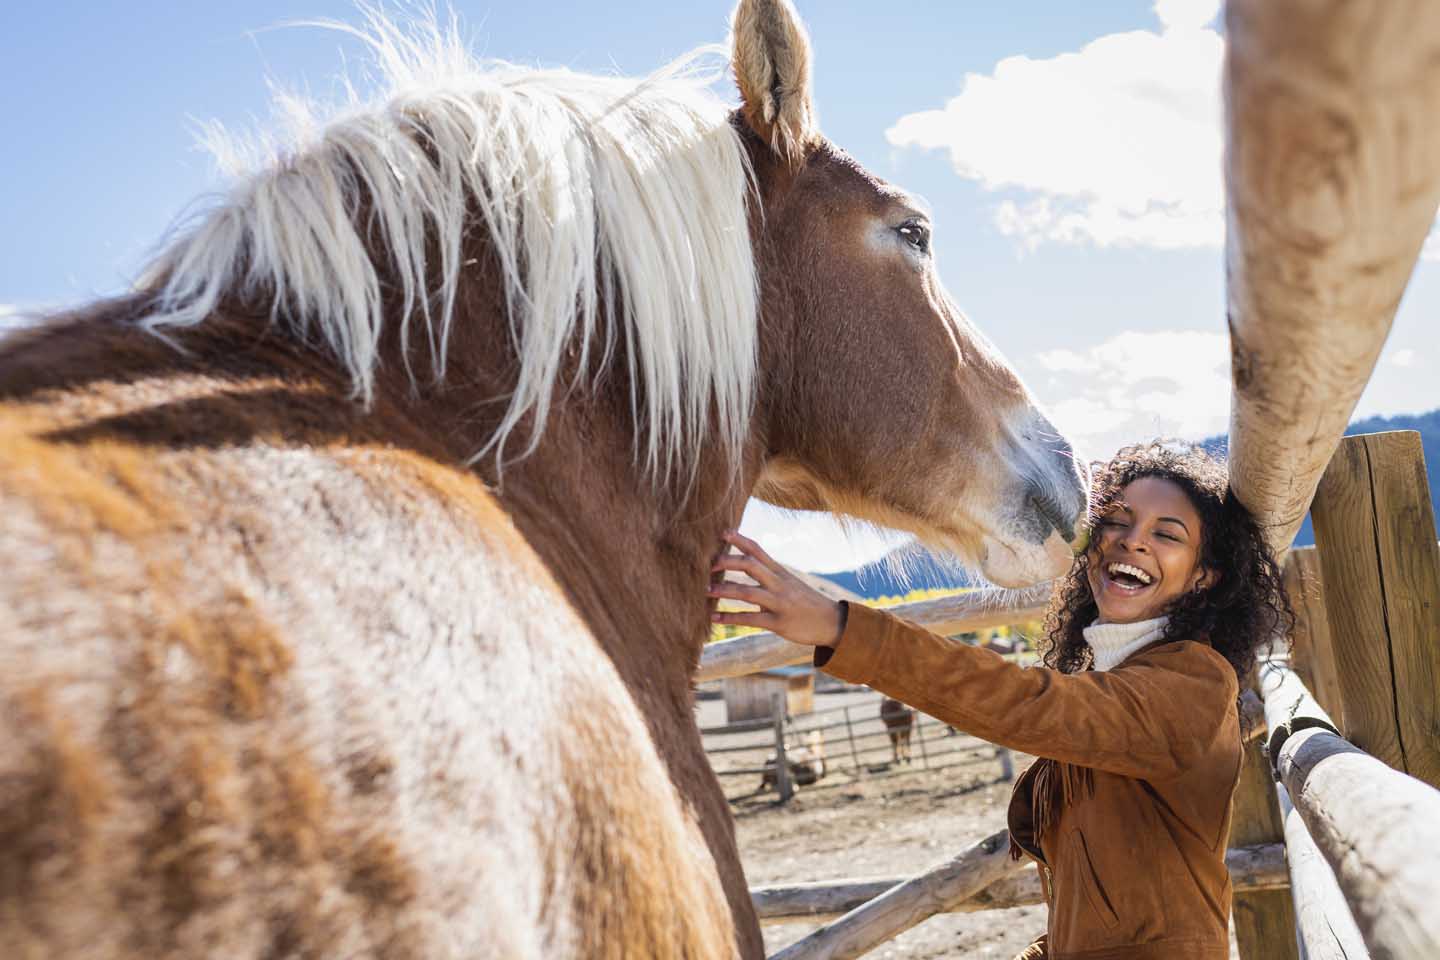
left=1083, top=616, right=1169, bottom=672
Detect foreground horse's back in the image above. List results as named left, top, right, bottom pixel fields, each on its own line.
left=0, top=316, right=738, bottom=958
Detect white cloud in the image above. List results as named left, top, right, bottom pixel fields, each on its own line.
left=1033, top=329, right=1231, bottom=460
left=888, top=1, right=1225, bottom=250
left=1388, top=348, right=1419, bottom=368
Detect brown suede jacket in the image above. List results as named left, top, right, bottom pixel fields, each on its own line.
left=815, top=603, right=1242, bottom=960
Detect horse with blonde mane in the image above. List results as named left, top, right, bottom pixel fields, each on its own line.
left=0, top=2, right=1086, bottom=957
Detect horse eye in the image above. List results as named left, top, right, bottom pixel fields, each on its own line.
left=897, top=220, right=931, bottom=255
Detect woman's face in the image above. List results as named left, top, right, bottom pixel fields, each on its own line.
left=1086, top=476, right=1212, bottom=624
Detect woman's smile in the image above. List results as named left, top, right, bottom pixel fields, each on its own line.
left=1098, top=560, right=1156, bottom=595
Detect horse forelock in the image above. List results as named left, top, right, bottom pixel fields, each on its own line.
left=138, top=9, right=759, bottom=479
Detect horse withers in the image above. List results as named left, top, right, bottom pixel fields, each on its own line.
left=0, top=2, right=1086, bottom=957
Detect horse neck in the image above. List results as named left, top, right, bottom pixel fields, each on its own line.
left=543, top=450, right=743, bottom=677
left=372, top=304, right=757, bottom=716
left=487, top=424, right=756, bottom=717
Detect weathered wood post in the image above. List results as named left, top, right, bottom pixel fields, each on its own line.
left=995, top=747, right=1014, bottom=783
left=1309, top=431, right=1440, bottom=789
left=1229, top=711, right=1299, bottom=960
left=913, top=711, right=930, bottom=769
left=772, top=692, right=793, bottom=803
left=1281, top=546, right=1344, bottom=727
left=842, top=705, right=860, bottom=772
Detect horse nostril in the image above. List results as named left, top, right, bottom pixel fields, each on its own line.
left=1027, top=487, right=1075, bottom=543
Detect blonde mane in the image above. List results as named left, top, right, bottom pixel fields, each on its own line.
left=139, top=10, right=758, bottom=475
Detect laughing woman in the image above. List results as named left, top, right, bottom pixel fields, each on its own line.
left=709, top=443, right=1292, bottom=960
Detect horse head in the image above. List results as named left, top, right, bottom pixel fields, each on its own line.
left=733, top=0, right=1088, bottom=587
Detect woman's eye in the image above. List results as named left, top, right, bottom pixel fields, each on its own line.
left=897, top=220, right=931, bottom=255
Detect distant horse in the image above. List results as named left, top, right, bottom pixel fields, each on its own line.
left=880, top=697, right=916, bottom=765
left=0, top=2, right=1085, bottom=957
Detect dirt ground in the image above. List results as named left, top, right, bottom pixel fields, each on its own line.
left=699, top=686, right=1047, bottom=958
left=702, top=688, right=1244, bottom=959
left=733, top=760, right=1048, bottom=959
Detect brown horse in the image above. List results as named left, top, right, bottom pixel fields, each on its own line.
left=0, top=3, right=1085, bottom=957
left=880, top=697, right=916, bottom=765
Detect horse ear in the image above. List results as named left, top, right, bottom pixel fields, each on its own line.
left=731, top=0, right=818, bottom=165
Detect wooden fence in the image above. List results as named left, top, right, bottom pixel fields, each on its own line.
left=1235, top=432, right=1440, bottom=960
left=704, top=432, right=1440, bottom=960
left=701, top=686, right=1015, bottom=804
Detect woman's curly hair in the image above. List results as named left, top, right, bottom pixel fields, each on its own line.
left=1041, top=441, right=1293, bottom=687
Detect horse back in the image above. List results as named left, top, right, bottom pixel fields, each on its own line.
left=0, top=337, right=739, bottom=958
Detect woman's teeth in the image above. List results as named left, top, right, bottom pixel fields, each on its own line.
left=1106, top=562, right=1153, bottom=586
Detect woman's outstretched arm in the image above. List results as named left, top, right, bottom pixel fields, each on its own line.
left=707, top=530, right=1239, bottom=781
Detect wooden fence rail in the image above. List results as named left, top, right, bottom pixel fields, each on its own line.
left=1260, top=664, right=1440, bottom=957
left=768, top=828, right=1019, bottom=960
left=698, top=585, right=1050, bottom=682
left=752, top=842, right=1286, bottom=925
left=1223, top=0, right=1440, bottom=556
left=1276, top=783, right=1367, bottom=959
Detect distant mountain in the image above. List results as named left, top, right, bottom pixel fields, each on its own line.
left=1201, top=408, right=1440, bottom=546
left=814, top=407, right=1440, bottom=594
left=814, top=546, right=975, bottom=600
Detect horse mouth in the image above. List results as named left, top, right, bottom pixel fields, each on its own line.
left=977, top=529, right=1075, bottom=588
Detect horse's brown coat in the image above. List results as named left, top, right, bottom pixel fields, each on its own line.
left=0, top=3, right=1085, bottom=957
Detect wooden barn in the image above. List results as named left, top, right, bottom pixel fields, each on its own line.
left=723, top=665, right=814, bottom=723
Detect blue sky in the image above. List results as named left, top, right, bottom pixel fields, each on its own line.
left=4, top=1, right=1437, bottom=572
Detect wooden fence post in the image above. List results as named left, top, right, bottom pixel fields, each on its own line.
left=1281, top=546, right=1344, bottom=727
left=842, top=705, right=860, bottom=772
left=1310, top=431, right=1440, bottom=788
left=1229, top=700, right=1300, bottom=960
left=772, top=692, right=793, bottom=803
left=914, top=712, right=930, bottom=769
left=995, top=747, right=1014, bottom=782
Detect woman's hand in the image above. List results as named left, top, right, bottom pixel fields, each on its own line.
left=709, top=531, right=846, bottom=648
